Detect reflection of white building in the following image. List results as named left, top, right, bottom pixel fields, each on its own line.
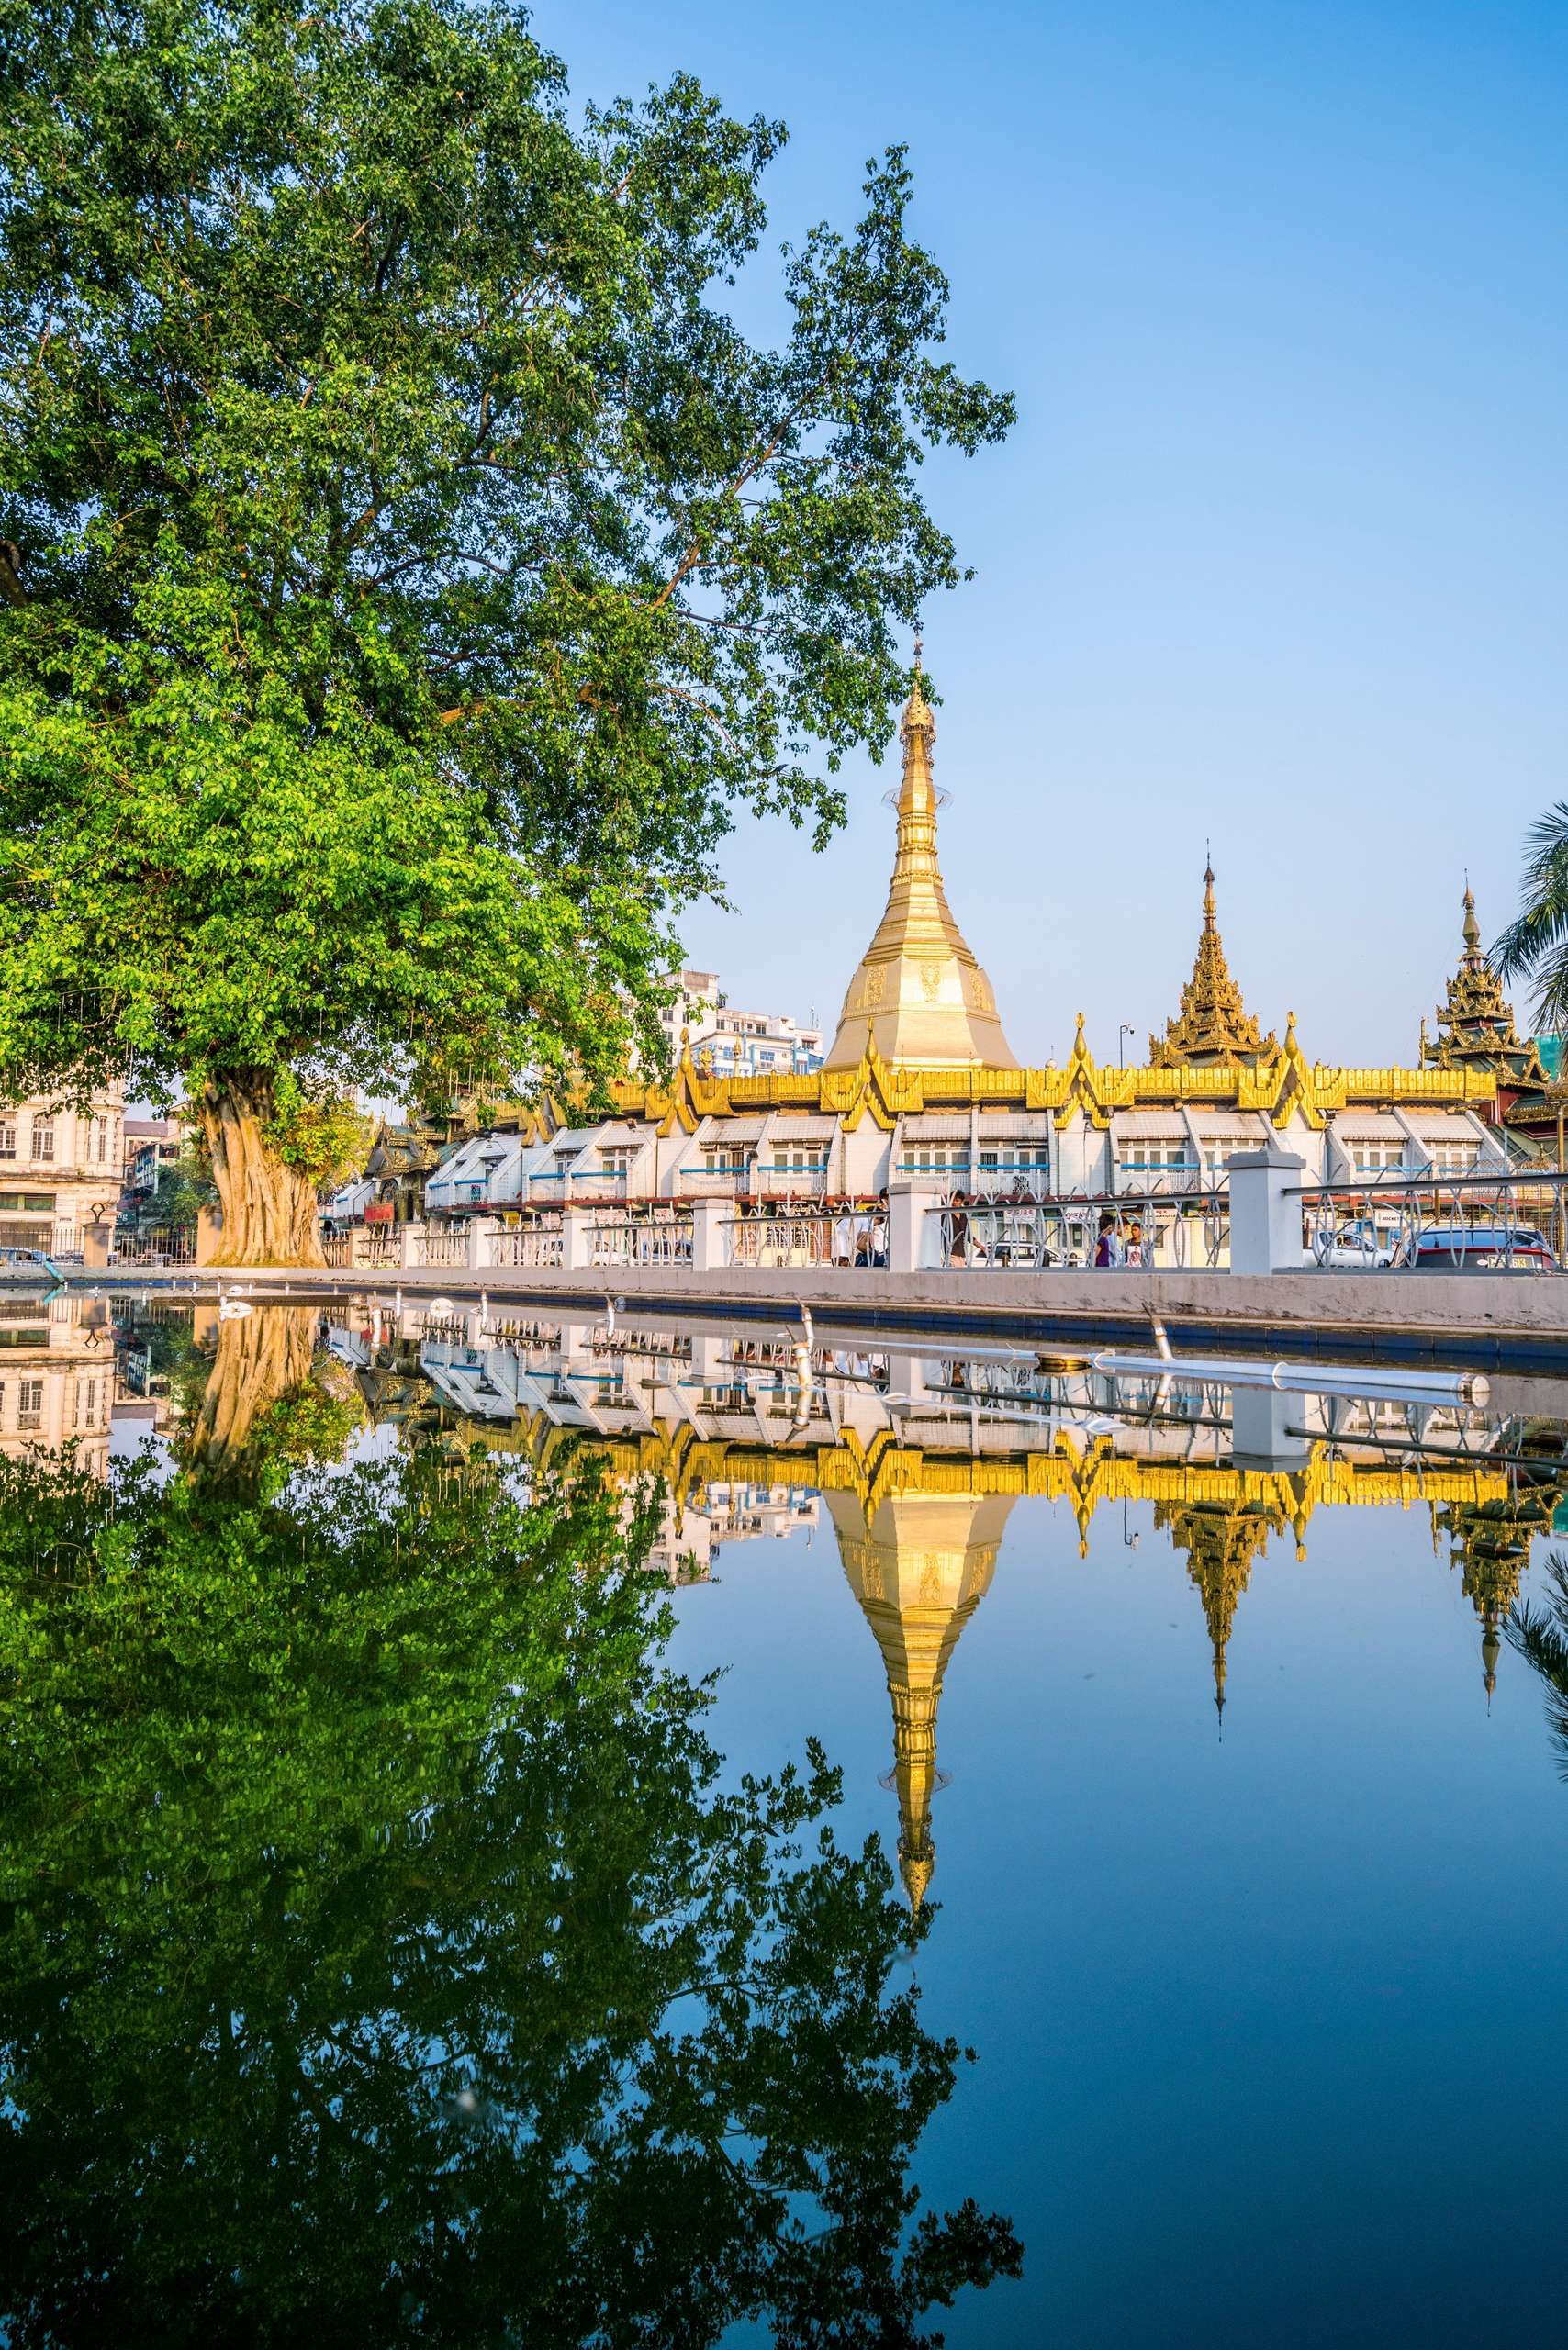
left=0, top=1087, right=124, bottom=1257
left=0, top=1296, right=115, bottom=1478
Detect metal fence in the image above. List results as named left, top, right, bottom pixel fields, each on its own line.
left=1293, top=1170, right=1568, bottom=1270
left=110, top=1227, right=196, bottom=1267
left=932, top=1191, right=1230, bottom=1271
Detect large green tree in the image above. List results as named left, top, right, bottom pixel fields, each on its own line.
left=0, top=1393, right=1021, bottom=2341
left=0, top=0, right=1013, bottom=1262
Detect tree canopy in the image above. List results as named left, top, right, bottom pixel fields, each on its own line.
left=0, top=0, right=1013, bottom=1256
left=0, top=1361, right=1021, bottom=2341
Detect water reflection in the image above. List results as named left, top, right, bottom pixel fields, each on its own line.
left=0, top=1305, right=1023, bottom=2344
left=322, top=1301, right=1568, bottom=1911
left=8, top=1295, right=1568, bottom=2340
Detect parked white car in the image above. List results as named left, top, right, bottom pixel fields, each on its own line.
left=1313, top=1219, right=1397, bottom=1270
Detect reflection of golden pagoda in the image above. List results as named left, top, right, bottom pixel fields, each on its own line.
left=823, top=652, right=1018, bottom=1072
left=1421, top=886, right=1546, bottom=1088
left=1148, top=862, right=1279, bottom=1069
left=823, top=1486, right=1015, bottom=1913
left=1154, top=1493, right=1295, bottom=1725
left=1430, top=1454, right=1568, bottom=1703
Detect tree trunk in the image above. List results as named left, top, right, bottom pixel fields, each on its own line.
left=199, top=1078, right=326, bottom=1268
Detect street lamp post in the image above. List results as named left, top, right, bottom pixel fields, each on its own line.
left=1118, top=1024, right=1137, bottom=1069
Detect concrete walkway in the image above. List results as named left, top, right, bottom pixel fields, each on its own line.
left=18, top=1260, right=1568, bottom=1368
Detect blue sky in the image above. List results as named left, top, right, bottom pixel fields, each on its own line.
left=533, top=0, right=1568, bottom=1066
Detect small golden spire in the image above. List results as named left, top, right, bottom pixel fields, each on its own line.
left=1149, top=860, right=1278, bottom=1068
left=1462, top=883, right=1483, bottom=960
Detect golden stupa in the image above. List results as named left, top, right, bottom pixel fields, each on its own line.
left=823, top=649, right=1018, bottom=1071
left=824, top=1483, right=1014, bottom=1913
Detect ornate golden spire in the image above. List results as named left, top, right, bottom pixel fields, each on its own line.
left=1422, top=883, right=1547, bottom=1086
left=823, top=650, right=1018, bottom=1071
left=1431, top=1461, right=1568, bottom=1706
left=824, top=1486, right=1014, bottom=1914
left=1155, top=1494, right=1282, bottom=1725
left=1148, top=861, right=1278, bottom=1069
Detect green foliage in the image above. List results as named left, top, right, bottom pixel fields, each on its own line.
left=244, top=1372, right=367, bottom=1481
left=0, top=1437, right=1021, bottom=2342
left=125, top=1140, right=213, bottom=1234
left=0, top=0, right=1013, bottom=1117
left=1495, top=804, right=1568, bottom=1029
left=265, top=1082, right=374, bottom=1185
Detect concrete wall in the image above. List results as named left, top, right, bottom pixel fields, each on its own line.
left=51, top=1258, right=1568, bottom=1360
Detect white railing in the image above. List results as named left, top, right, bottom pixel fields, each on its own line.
left=590, top=1216, right=694, bottom=1268
left=749, top=1167, right=832, bottom=1200
left=490, top=1225, right=565, bottom=1270
left=726, top=1213, right=843, bottom=1268
left=418, top=1227, right=470, bottom=1269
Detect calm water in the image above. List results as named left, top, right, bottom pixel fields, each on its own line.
left=4, top=1294, right=1568, bottom=2344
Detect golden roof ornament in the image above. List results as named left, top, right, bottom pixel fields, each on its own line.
left=1148, top=859, right=1279, bottom=1069
left=823, top=641, right=1018, bottom=1071
left=1422, top=883, right=1547, bottom=1088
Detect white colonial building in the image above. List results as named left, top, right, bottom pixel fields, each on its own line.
left=0, top=1087, right=125, bottom=1258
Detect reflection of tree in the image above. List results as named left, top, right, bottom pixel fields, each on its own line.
left=1508, top=1551, right=1568, bottom=1774
left=0, top=1440, right=1019, bottom=2344
left=180, top=1306, right=320, bottom=1483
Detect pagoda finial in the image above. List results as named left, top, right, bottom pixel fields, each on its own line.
left=1462, top=881, right=1483, bottom=960
left=1148, top=859, right=1278, bottom=1069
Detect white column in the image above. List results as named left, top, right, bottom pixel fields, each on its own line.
left=887, top=1178, right=940, bottom=1272
left=468, top=1216, right=498, bottom=1271
left=399, top=1221, right=426, bottom=1269
left=1231, top=1384, right=1311, bottom=1468
left=1226, top=1148, right=1307, bottom=1274
left=561, top=1207, right=595, bottom=1270
left=690, top=1196, right=728, bottom=1271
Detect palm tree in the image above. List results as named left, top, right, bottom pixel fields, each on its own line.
left=1494, top=805, right=1568, bottom=1028
left=1507, top=1550, right=1568, bottom=1776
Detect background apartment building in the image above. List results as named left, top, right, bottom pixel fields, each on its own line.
left=0, top=1088, right=125, bottom=1258
left=655, top=968, right=823, bottom=1077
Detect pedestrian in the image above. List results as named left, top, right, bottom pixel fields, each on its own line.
left=1093, top=1213, right=1121, bottom=1269
left=949, top=1189, right=969, bottom=1266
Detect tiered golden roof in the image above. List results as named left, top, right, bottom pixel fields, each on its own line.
left=1431, top=1456, right=1566, bottom=1704
left=603, top=1015, right=1493, bottom=1139
left=823, top=654, right=1018, bottom=1072
left=1155, top=1493, right=1294, bottom=1726
left=1421, top=886, right=1546, bottom=1089
left=1149, top=862, right=1279, bottom=1069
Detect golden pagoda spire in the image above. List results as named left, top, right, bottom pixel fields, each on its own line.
left=823, top=644, right=1018, bottom=1072
left=823, top=1485, right=1014, bottom=1914
left=1148, top=860, right=1279, bottom=1069
left=1422, top=881, right=1547, bottom=1086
